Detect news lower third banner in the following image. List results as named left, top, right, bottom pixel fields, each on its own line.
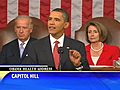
left=0, top=71, right=120, bottom=90
left=0, top=65, right=53, bottom=71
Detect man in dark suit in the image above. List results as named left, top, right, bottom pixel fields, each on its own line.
left=27, top=8, right=90, bottom=70
left=0, top=15, right=37, bottom=64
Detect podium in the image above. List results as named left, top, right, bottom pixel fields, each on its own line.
left=90, top=66, right=120, bottom=71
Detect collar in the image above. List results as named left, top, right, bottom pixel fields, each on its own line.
left=18, top=38, right=30, bottom=48
left=50, top=34, right=64, bottom=47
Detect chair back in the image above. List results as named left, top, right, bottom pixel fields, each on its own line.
left=75, top=17, right=120, bottom=48
left=0, top=17, right=48, bottom=51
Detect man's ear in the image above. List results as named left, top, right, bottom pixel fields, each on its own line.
left=30, top=29, right=33, bottom=33
left=64, top=22, right=69, bottom=29
left=14, top=27, right=17, bottom=33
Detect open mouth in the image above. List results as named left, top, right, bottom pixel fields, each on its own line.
left=48, top=26, right=56, bottom=30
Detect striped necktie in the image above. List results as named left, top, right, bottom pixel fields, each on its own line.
left=20, top=42, right=25, bottom=58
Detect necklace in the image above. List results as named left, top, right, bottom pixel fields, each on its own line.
left=91, top=43, right=104, bottom=52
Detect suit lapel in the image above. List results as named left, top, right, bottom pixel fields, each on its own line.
left=60, top=37, right=70, bottom=66
left=22, top=38, right=34, bottom=60
left=12, top=40, right=21, bottom=61
left=21, top=44, right=28, bottom=60
left=45, top=36, right=55, bottom=67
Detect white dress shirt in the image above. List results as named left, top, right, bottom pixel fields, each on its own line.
left=50, top=34, right=64, bottom=52
left=18, top=38, right=29, bottom=58
left=91, top=56, right=99, bottom=65
left=18, top=39, right=29, bottom=49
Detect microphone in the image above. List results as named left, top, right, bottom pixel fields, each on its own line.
left=57, top=47, right=64, bottom=70
left=57, top=46, right=71, bottom=70
left=58, top=47, right=64, bottom=54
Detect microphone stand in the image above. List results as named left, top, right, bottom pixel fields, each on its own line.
left=58, top=47, right=64, bottom=71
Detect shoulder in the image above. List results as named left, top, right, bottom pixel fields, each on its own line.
left=104, top=43, right=120, bottom=51
left=30, top=37, right=37, bottom=41
left=66, top=37, right=85, bottom=46
left=1, top=39, right=17, bottom=51
left=30, top=36, right=49, bottom=46
left=85, top=44, right=90, bottom=51
left=86, top=44, right=90, bottom=48
left=2, top=39, right=17, bottom=48
left=38, top=36, right=49, bottom=42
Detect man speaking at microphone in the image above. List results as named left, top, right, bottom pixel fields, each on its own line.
left=27, top=8, right=90, bottom=70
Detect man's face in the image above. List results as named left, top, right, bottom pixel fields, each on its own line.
left=15, top=18, right=32, bottom=42
left=48, top=11, right=69, bottom=39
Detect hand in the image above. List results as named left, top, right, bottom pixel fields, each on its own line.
left=69, top=50, right=81, bottom=67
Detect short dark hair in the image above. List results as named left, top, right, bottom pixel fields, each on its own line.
left=85, top=21, right=108, bottom=43
left=52, top=8, right=69, bottom=22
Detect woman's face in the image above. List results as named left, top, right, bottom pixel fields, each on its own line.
left=87, top=25, right=100, bottom=43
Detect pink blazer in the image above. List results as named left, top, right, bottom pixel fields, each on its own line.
left=86, top=43, right=120, bottom=66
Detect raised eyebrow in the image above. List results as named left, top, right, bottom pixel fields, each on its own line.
left=16, top=26, right=28, bottom=28
left=15, top=26, right=20, bottom=28
left=54, top=18, right=61, bottom=20
left=48, top=17, right=52, bottom=20
left=93, top=30, right=98, bottom=32
left=48, top=17, right=51, bottom=19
